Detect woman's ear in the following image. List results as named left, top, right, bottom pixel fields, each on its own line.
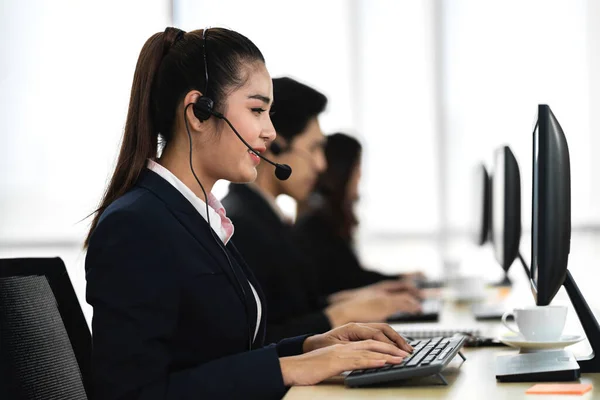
left=182, top=90, right=205, bottom=132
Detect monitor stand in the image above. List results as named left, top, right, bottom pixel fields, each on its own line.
left=489, top=274, right=511, bottom=288
left=496, top=350, right=580, bottom=382
left=563, top=270, right=600, bottom=373
left=517, top=252, right=531, bottom=279
left=490, top=252, right=531, bottom=288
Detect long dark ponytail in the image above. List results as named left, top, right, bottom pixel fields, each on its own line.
left=85, top=27, right=264, bottom=247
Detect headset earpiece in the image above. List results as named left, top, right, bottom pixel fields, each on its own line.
left=270, top=141, right=286, bottom=156
left=192, top=96, right=214, bottom=122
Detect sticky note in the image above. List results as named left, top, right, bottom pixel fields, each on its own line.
left=525, top=383, right=592, bottom=395
left=498, top=287, right=511, bottom=299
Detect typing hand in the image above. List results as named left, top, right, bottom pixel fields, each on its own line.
left=328, top=279, right=422, bottom=304
left=325, top=292, right=422, bottom=327
left=303, top=322, right=413, bottom=354
left=280, top=340, right=407, bottom=386
left=370, top=279, right=423, bottom=298
left=402, top=271, right=427, bottom=282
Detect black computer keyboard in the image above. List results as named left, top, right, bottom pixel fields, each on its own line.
left=345, top=335, right=467, bottom=387
left=415, top=278, right=445, bottom=289
left=386, top=299, right=442, bottom=323
left=471, top=303, right=508, bottom=321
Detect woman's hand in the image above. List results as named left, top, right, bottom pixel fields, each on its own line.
left=303, top=322, right=413, bottom=354
left=328, top=279, right=422, bottom=304
left=369, top=279, right=422, bottom=297
left=402, top=271, right=427, bottom=281
left=325, top=291, right=422, bottom=327
left=280, top=339, right=408, bottom=386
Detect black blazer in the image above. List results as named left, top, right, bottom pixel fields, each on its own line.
left=294, top=211, right=394, bottom=296
left=222, top=184, right=331, bottom=343
left=85, top=170, right=307, bottom=400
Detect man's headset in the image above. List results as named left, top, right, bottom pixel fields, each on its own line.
left=270, top=142, right=286, bottom=156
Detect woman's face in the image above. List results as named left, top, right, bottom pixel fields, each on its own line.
left=346, top=160, right=362, bottom=204
left=202, top=62, right=276, bottom=184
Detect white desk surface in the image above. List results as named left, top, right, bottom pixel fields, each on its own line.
left=285, top=237, right=600, bottom=400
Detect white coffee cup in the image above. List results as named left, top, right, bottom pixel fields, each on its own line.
left=449, top=275, right=485, bottom=300
left=501, top=305, right=567, bottom=342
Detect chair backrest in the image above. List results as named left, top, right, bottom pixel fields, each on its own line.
left=0, top=257, right=91, bottom=399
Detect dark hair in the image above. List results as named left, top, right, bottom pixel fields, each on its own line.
left=270, top=77, right=327, bottom=142
left=84, top=27, right=265, bottom=247
left=311, top=133, right=362, bottom=240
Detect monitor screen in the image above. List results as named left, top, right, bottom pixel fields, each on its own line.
left=530, top=104, right=571, bottom=305
left=491, top=146, right=522, bottom=272
left=492, top=150, right=505, bottom=265
left=531, top=121, right=540, bottom=289
left=469, top=164, right=490, bottom=246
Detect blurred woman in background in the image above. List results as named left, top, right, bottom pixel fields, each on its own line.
left=295, top=133, right=425, bottom=300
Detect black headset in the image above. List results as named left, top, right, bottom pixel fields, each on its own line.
left=191, top=29, right=218, bottom=122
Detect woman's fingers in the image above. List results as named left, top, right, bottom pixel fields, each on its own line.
left=393, top=293, right=422, bottom=312
left=350, top=339, right=410, bottom=358
left=343, top=350, right=404, bottom=371
left=343, top=323, right=397, bottom=347
left=358, top=323, right=413, bottom=352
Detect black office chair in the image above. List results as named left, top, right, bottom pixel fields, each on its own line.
left=0, top=257, right=91, bottom=399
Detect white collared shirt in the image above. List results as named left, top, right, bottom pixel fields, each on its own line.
left=148, top=160, right=234, bottom=244
left=147, top=160, right=262, bottom=342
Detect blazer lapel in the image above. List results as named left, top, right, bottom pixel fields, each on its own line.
left=228, top=241, right=264, bottom=348
left=136, top=170, right=245, bottom=303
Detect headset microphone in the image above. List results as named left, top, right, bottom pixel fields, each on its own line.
left=192, top=102, right=292, bottom=181
left=274, top=163, right=292, bottom=180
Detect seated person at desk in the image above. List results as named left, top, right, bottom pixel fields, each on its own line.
left=84, top=28, right=413, bottom=399
left=222, top=77, right=422, bottom=344
left=295, top=133, right=426, bottom=299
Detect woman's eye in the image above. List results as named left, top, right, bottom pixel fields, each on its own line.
left=251, top=108, right=266, bottom=114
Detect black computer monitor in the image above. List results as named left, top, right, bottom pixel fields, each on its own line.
left=531, top=104, right=600, bottom=372
left=491, top=146, right=522, bottom=273
left=488, top=145, right=530, bottom=289
left=469, top=164, right=491, bottom=246
left=531, top=105, right=571, bottom=306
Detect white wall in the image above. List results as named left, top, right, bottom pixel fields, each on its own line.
left=0, top=0, right=171, bottom=244
left=440, top=0, right=597, bottom=233
left=1, top=0, right=598, bottom=252
left=356, top=0, right=440, bottom=236
left=587, top=0, right=600, bottom=225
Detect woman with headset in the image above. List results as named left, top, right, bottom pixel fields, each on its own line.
left=84, top=27, right=412, bottom=399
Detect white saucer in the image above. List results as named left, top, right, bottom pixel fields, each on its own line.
left=445, top=289, right=486, bottom=302
left=498, top=332, right=585, bottom=353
